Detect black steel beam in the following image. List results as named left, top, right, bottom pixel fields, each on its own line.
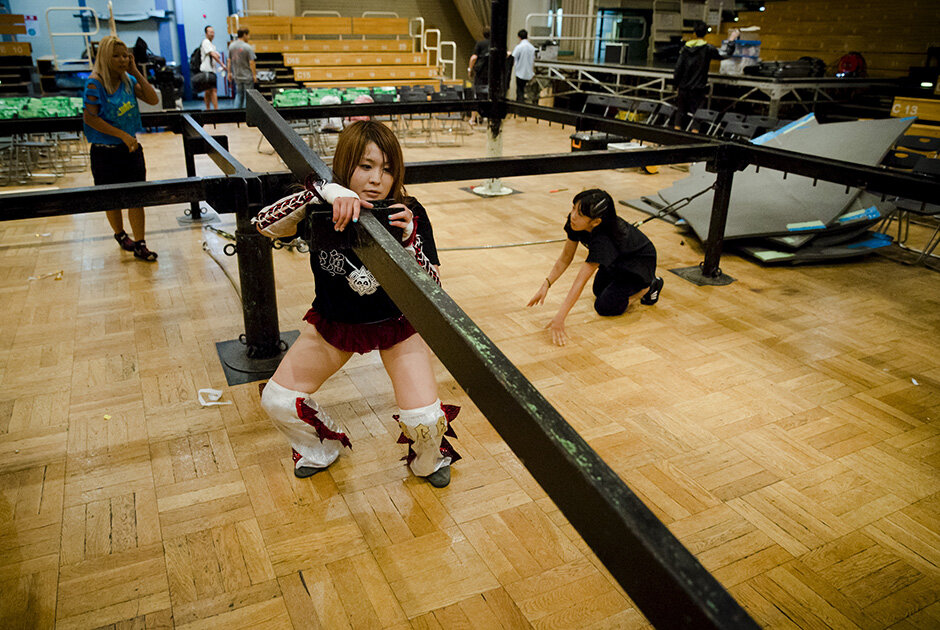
left=251, top=68, right=758, bottom=630
left=741, top=143, right=940, bottom=205
left=0, top=100, right=484, bottom=136
left=246, top=89, right=334, bottom=183
left=0, top=177, right=211, bottom=219
left=0, top=172, right=296, bottom=220
left=357, top=213, right=757, bottom=630
left=487, top=0, right=509, bottom=131
left=404, top=144, right=717, bottom=184
left=508, top=102, right=719, bottom=146
left=702, top=159, right=736, bottom=277
left=181, top=113, right=249, bottom=176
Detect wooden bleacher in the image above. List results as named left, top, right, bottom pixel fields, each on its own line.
left=284, top=52, right=428, bottom=67
left=254, top=40, right=413, bottom=54
left=227, top=14, right=457, bottom=93
left=0, top=16, right=33, bottom=97
left=294, top=65, right=440, bottom=83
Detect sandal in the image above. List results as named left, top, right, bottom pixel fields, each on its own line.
left=133, top=240, right=158, bottom=262
left=113, top=231, right=135, bottom=251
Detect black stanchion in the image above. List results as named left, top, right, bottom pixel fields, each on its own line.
left=670, top=144, right=740, bottom=286
left=213, top=176, right=297, bottom=384
left=701, top=165, right=736, bottom=280
left=179, top=134, right=224, bottom=224
left=182, top=136, right=204, bottom=222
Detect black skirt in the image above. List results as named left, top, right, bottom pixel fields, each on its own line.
left=90, top=143, right=146, bottom=185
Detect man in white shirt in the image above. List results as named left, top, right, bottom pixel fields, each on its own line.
left=200, top=25, right=224, bottom=110
left=511, top=29, right=536, bottom=103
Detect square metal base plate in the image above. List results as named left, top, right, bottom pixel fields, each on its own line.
left=669, top=266, right=736, bottom=286
left=215, top=330, right=300, bottom=386
left=177, top=204, right=221, bottom=225
left=460, top=185, right=521, bottom=198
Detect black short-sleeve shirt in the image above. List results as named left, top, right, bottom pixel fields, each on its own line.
left=472, top=39, right=490, bottom=60
left=564, top=215, right=657, bottom=284
left=297, top=199, right=440, bottom=324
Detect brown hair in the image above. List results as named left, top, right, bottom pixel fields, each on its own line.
left=237, top=28, right=249, bottom=38
left=332, top=120, right=406, bottom=203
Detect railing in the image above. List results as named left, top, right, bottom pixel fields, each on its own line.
left=45, top=6, right=100, bottom=71
left=525, top=11, right=647, bottom=62
left=423, top=28, right=440, bottom=68
left=421, top=28, right=456, bottom=80
left=244, top=0, right=274, bottom=17
left=409, top=17, right=424, bottom=53
left=440, top=41, right=456, bottom=80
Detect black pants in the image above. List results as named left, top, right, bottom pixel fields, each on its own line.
left=515, top=76, right=529, bottom=102
left=592, top=267, right=650, bottom=316
left=675, top=87, right=706, bottom=129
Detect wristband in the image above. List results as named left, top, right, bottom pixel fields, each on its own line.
left=545, top=277, right=553, bottom=287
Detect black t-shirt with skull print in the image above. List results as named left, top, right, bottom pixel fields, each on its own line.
left=297, top=199, right=440, bottom=324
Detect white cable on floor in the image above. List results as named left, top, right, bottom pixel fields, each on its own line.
left=439, top=237, right=565, bottom=251
left=202, top=226, right=241, bottom=298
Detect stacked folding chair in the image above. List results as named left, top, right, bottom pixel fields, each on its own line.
left=432, top=85, right=468, bottom=146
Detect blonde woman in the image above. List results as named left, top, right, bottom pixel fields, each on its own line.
left=82, top=35, right=160, bottom=261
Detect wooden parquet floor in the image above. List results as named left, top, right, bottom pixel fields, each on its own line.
left=0, top=117, right=938, bottom=629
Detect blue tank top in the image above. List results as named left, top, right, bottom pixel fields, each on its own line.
left=82, top=75, right=142, bottom=145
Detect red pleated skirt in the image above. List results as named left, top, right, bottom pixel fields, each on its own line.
left=303, top=309, right=417, bottom=354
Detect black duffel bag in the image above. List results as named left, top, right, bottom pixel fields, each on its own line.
left=191, top=71, right=217, bottom=93
left=744, top=57, right=825, bottom=79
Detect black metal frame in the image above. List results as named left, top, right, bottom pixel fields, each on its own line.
left=2, top=5, right=938, bottom=625
left=244, top=86, right=759, bottom=630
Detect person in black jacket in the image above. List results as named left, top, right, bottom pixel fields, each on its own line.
left=468, top=27, right=490, bottom=124
left=673, top=22, right=739, bottom=129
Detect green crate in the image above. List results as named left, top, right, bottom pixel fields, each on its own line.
left=341, top=87, right=371, bottom=102
left=0, top=97, right=29, bottom=107
left=309, top=88, right=341, bottom=102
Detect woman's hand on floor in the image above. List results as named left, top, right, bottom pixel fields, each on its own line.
left=546, top=316, right=568, bottom=346
left=527, top=282, right=548, bottom=307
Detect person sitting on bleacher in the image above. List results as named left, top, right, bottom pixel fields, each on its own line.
left=672, top=22, right=738, bottom=130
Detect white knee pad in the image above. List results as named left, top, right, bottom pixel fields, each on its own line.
left=395, top=400, right=460, bottom=477
left=261, top=379, right=351, bottom=470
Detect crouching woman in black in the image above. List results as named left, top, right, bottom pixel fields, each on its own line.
left=528, top=189, right=664, bottom=346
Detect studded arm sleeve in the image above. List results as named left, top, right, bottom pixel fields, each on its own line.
left=252, top=183, right=357, bottom=238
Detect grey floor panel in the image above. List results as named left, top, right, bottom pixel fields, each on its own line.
left=654, top=115, right=819, bottom=207
left=735, top=231, right=893, bottom=265
left=762, top=192, right=890, bottom=250
left=672, top=117, right=912, bottom=240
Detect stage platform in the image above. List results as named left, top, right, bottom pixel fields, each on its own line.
left=535, top=59, right=897, bottom=117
